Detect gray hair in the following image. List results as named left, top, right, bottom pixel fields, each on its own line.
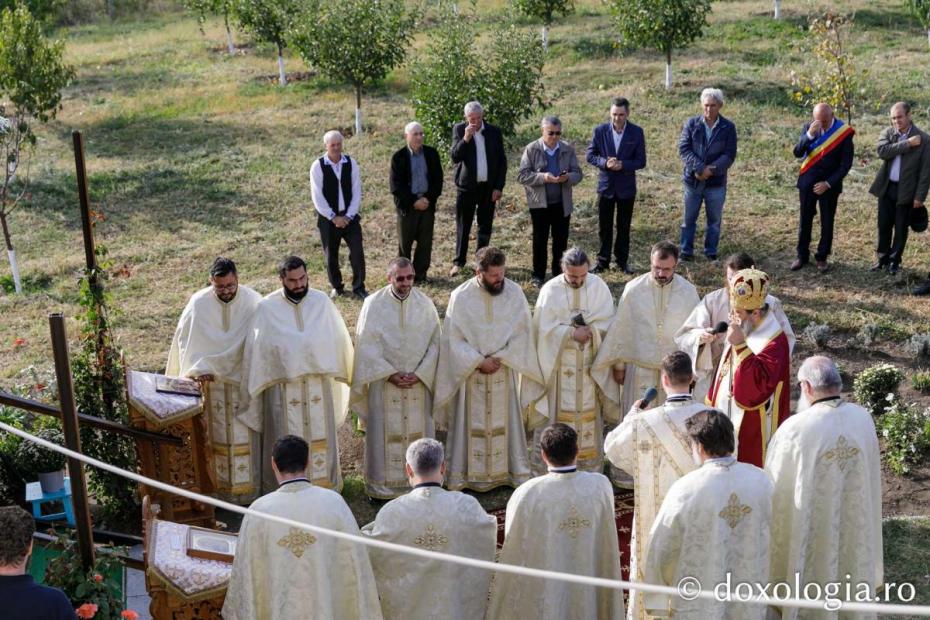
left=560, top=247, right=590, bottom=269
left=387, top=256, right=413, bottom=277
left=404, top=121, right=423, bottom=135
left=540, top=115, right=561, bottom=128
left=405, top=438, right=444, bottom=476
left=798, top=355, right=842, bottom=392
left=463, top=101, right=484, bottom=116
left=323, top=130, right=343, bottom=146
left=700, top=88, right=725, bottom=106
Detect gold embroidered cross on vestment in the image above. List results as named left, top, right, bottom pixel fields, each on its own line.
left=277, top=527, right=317, bottom=558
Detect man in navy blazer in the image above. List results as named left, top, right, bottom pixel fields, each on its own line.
left=677, top=88, right=738, bottom=262
left=790, top=102, right=854, bottom=274
left=585, top=97, right=646, bottom=274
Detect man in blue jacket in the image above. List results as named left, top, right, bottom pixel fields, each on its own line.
left=585, top=97, right=647, bottom=274
left=678, top=88, right=738, bottom=262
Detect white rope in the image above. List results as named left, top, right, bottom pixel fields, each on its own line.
left=3, top=420, right=928, bottom=615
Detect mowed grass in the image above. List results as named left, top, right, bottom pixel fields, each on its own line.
left=1, top=0, right=930, bottom=381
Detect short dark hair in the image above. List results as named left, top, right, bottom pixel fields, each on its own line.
left=388, top=257, right=413, bottom=277
left=540, top=423, right=578, bottom=467
left=724, top=252, right=754, bottom=272
left=662, top=351, right=694, bottom=386
left=475, top=247, right=506, bottom=272
left=210, top=257, right=237, bottom=278
left=685, top=410, right=735, bottom=458
left=0, top=506, right=35, bottom=566
left=611, top=97, right=630, bottom=112
left=278, top=256, right=307, bottom=279
left=272, top=435, right=309, bottom=475
left=651, top=240, right=680, bottom=261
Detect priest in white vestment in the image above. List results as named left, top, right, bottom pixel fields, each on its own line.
left=222, top=435, right=382, bottom=620
left=532, top=247, right=615, bottom=474
left=603, top=351, right=705, bottom=620
left=487, top=423, right=624, bottom=620
left=593, top=240, right=699, bottom=418
left=362, top=438, right=496, bottom=620
left=643, top=410, right=773, bottom=620
left=351, top=258, right=441, bottom=499
left=434, top=247, right=547, bottom=492
left=239, top=256, right=353, bottom=493
left=675, top=252, right=795, bottom=403
left=166, top=257, right=263, bottom=503
left=766, top=356, right=883, bottom=620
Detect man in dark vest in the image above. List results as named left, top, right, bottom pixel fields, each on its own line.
left=310, top=130, right=367, bottom=299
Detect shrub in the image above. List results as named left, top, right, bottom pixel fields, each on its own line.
left=912, top=372, right=930, bottom=394
left=905, top=333, right=930, bottom=360
left=15, top=427, right=66, bottom=476
left=45, top=530, right=130, bottom=619
left=879, top=400, right=930, bottom=475
left=801, top=323, right=831, bottom=349
left=855, top=322, right=880, bottom=348
left=852, top=362, right=904, bottom=417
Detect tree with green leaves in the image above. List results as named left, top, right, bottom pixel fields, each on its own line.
left=512, top=0, right=574, bottom=51
left=289, top=0, right=413, bottom=135
left=184, top=0, right=238, bottom=55
left=610, top=0, right=712, bottom=89
left=0, top=0, right=63, bottom=24
left=908, top=0, right=930, bottom=47
left=0, top=3, right=73, bottom=294
left=234, top=0, right=300, bottom=85
left=410, top=9, right=545, bottom=155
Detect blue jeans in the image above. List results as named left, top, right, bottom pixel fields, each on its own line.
left=680, top=184, right=727, bottom=257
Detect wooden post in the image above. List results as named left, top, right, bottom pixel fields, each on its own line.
left=72, top=131, right=97, bottom=279
left=49, top=313, right=95, bottom=571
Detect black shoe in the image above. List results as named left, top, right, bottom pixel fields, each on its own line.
left=888, top=264, right=899, bottom=276
left=531, top=277, right=543, bottom=288
left=680, top=254, right=694, bottom=262
left=329, top=287, right=345, bottom=299
left=589, top=264, right=609, bottom=274
left=705, top=255, right=718, bottom=262
left=789, top=258, right=806, bottom=271
left=913, top=280, right=930, bottom=296
left=353, top=289, right=369, bottom=300
left=869, top=261, right=887, bottom=272
left=618, top=265, right=634, bottom=275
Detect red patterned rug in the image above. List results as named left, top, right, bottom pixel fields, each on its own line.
left=490, top=489, right=635, bottom=583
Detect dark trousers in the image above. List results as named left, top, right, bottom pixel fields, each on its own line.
left=876, top=182, right=910, bottom=267
left=797, top=188, right=839, bottom=262
left=317, top=214, right=366, bottom=293
left=454, top=183, right=495, bottom=267
left=530, top=202, right=570, bottom=280
left=396, top=207, right=435, bottom=281
left=596, top=194, right=635, bottom=268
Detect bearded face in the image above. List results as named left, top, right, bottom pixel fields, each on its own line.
left=478, top=265, right=505, bottom=296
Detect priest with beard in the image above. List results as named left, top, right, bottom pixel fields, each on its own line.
left=766, top=356, right=882, bottom=620
left=674, top=252, right=795, bottom=403
left=350, top=257, right=441, bottom=499
left=486, top=423, right=624, bottom=620
left=434, top=246, right=546, bottom=491
left=166, top=257, right=262, bottom=503
left=532, top=247, right=615, bottom=474
left=707, top=267, right=791, bottom=467
left=238, top=256, right=354, bottom=493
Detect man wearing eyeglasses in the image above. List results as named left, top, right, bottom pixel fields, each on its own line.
left=349, top=257, right=442, bottom=499
left=390, top=122, right=444, bottom=284
left=166, top=257, right=263, bottom=503
left=517, top=116, right=583, bottom=288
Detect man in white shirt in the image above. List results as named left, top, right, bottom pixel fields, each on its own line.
left=310, top=129, right=367, bottom=299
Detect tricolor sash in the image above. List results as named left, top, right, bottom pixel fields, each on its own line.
left=799, top=119, right=854, bottom=175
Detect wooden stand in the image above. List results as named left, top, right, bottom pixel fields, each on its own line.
left=127, top=370, right=215, bottom=528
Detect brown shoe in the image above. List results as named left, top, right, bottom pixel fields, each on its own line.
left=448, top=264, right=461, bottom=277
left=789, top=258, right=806, bottom=271
left=816, top=260, right=830, bottom=273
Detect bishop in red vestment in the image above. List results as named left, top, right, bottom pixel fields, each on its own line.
left=707, top=267, right=791, bottom=467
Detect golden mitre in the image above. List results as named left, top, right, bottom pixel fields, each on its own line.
left=729, top=267, right=769, bottom=311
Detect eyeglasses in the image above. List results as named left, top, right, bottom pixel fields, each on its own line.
left=393, top=275, right=415, bottom=282
left=409, top=131, right=424, bottom=136
left=546, top=131, right=562, bottom=136
left=213, top=283, right=237, bottom=291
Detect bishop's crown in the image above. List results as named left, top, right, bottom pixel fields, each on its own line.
left=729, top=267, right=769, bottom=311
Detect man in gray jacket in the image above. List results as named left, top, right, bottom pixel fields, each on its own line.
left=518, top=116, right=583, bottom=287
left=868, top=101, right=930, bottom=276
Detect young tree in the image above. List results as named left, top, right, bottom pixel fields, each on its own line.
left=0, top=0, right=64, bottom=24
left=184, top=0, right=238, bottom=55
left=289, top=0, right=413, bottom=135
left=0, top=4, right=73, bottom=294
left=610, top=0, right=712, bottom=89
left=235, top=0, right=300, bottom=85
left=512, top=0, right=574, bottom=51
left=908, top=0, right=930, bottom=47
left=410, top=9, right=545, bottom=155
left=774, top=0, right=781, bottom=20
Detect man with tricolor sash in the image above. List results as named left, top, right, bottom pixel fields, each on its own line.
left=707, top=267, right=791, bottom=467
left=790, top=103, right=854, bottom=274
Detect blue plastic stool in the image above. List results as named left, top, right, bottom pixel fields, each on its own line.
left=26, top=476, right=76, bottom=528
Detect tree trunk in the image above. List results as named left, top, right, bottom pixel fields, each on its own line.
left=927, top=28, right=929, bottom=47
left=277, top=45, right=287, bottom=86
left=773, top=0, right=780, bottom=19
left=0, top=212, right=21, bottom=294
left=355, top=87, right=363, bottom=135
left=665, top=49, right=673, bottom=89
left=541, top=25, right=548, bottom=52
left=225, top=13, right=236, bottom=55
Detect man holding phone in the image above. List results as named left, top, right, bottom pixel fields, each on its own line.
left=517, top=116, right=584, bottom=287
